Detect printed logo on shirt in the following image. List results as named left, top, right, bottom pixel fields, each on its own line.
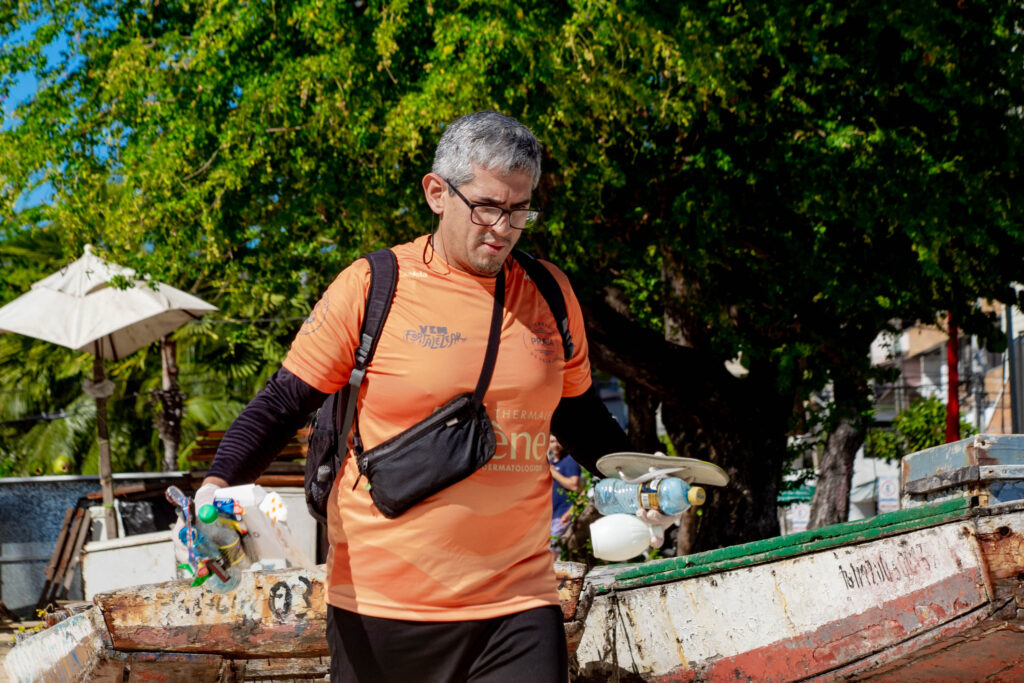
left=524, top=320, right=559, bottom=363
left=298, top=294, right=329, bottom=336
left=485, top=419, right=552, bottom=469
left=404, top=325, right=467, bottom=349
left=483, top=423, right=550, bottom=474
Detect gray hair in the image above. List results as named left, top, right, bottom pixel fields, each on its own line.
left=432, top=111, right=542, bottom=190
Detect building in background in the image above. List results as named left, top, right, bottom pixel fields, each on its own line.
left=780, top=298, right=1023, bottom=534
left=872, top=300, right=1024, bottom=435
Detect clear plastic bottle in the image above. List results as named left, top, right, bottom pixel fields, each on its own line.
left=593, top=476, right=706, bottom=516
left=197, top=503, right=250, bottom=571
left=178, top=525, right=240, bottom=593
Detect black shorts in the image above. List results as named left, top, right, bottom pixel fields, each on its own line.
left=326, top=604, right=569, bottom=683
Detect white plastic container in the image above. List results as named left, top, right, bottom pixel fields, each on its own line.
left=589, top=514, right=653, bottom=562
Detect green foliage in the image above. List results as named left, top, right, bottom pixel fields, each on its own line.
left=865, top=397, right=977, bottom=462
left=1, top=1, right=1022, bottom=549
left=551, top=469, right=593, bottom=563
left=4, top=1, right=1021, bottom=389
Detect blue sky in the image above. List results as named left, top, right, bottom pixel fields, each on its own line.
left=1, top=71, right=37, bottom=130
left=2, top=19, right=71, bottom=210
left=1, top=18, right=46, bottom=131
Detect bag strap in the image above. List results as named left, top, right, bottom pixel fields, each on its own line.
left=510, top=250, right=575, bottom=361
left=472, top=267, right=505, bottom=406
left=334, top=248, right=399, bottom=441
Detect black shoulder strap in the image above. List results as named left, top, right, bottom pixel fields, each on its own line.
left=511, top=250, right=575, bottom=361
left=333, top=249, right=398, bottom=438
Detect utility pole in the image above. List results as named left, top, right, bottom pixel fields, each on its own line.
left=1008, top=304, right=1020, bottom=434
left=972, top=337, right=984, bottom=432
left=946, top=314, right=960, bottom=443
left=974, top=376, right=984, bottom=432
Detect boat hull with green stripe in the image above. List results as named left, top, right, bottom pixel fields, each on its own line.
left=7, top=436, right=1024, bottom=681
left=569, top=496, right=1024, bottom=681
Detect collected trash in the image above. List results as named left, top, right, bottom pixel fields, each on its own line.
left=589, top=514, right=655, bottom=562
left=588, top=452, right=728, bottom=562
left=593, top=475, right=705, bottom=516
left=165, top=483, right=312, bottom=593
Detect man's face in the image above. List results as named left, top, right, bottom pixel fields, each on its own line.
left=431, top=165, right=532, bottom=277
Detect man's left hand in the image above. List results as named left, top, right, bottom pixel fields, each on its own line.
left=633, top=452, right=685, bottom=548
left=636, top=508, right=683, bottom=549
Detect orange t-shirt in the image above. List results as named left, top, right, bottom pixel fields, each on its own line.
left=282, top=235, right=592, bottom=620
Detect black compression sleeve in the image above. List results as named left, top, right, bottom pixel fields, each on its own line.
left=205, top=367, right=329, bottom=485
left=550, top=384, right=632, bottom=476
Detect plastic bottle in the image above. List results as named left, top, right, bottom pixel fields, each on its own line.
left=178, top=526, right=240, bottom=593
left=593, top=476, right=706, bottom=516
left=197, top=504, right=250, bottom=571
left=213, top=498, right=248, bottom=534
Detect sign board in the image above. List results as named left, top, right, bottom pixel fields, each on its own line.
left=877, top=476, right=900, bottom=513
left=789, top=503, right=810, bottom=533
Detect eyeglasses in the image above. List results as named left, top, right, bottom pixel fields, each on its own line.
left=444, top=178, right=542, bottom=230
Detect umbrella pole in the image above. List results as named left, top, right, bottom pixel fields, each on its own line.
left=93, top=351, right=119, bottom=539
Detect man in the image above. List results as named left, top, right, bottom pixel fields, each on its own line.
left=548, top=434, right=581, bottom=544
left=198, top=111, right=636, bottom=682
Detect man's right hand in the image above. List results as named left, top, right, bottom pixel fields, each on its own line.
left=194, top=482, right=222, bottom=511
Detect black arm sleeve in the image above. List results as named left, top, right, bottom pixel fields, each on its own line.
left=550, top=384, right=632, bottom=476
left=206, top=367, right=329, bottom=485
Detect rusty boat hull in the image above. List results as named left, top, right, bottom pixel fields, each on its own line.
left=6, top=434, right=1024, bottom=681
left=6, top=498, right=1023, bottom=682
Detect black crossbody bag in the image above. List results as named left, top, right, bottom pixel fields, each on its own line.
left=353, top=267, right=506, bottom=518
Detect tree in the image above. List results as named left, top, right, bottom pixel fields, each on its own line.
left=3, top=1, right=1023, bottom=550
left=866, top=396, right=977, bottom=463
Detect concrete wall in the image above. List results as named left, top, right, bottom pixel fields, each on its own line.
left=0, top=474, right=128, bottom=618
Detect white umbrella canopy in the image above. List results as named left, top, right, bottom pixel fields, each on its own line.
left=0, top=244, right=216, bottom=360
left=0, top=244, right=217, bottom=537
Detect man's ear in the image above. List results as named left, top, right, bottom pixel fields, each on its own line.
left=422, top=173, right=446, bottom=215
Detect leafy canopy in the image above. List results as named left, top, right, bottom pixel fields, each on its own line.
left=1, top=1, right=1022, bottom=530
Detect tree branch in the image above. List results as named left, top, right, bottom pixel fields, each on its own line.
left=580, top=295, right=739, bottom=412
left=182, top=147, right=220, bottom=181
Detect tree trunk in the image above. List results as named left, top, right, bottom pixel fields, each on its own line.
left=674, top=507, right=699, bottom=557
left=624, top=381, right=662, bottom=453
left=581, top=297, right=790, bottom=551
left=661, top=385, right=787, bottom=550
left=92, top=350, right=118, bottom=540
left=154, top=336, right=184, bottom=472
left=807, top=417, right=866, bottom=529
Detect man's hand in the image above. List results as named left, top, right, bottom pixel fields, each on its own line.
left=171, top=481, right=224, bottom=571
left=634, top=452, right=684, bottom=549
left=194, top=482, right=222, bottom=511
left=635, top=508, right=683, bottom=549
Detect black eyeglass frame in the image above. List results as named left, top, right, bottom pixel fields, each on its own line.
left=443, top=178, right=542, bottom=230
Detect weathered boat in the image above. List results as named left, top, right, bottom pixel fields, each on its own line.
left=6, top=434, right=1024, bottom=682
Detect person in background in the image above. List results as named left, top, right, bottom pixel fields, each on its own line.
left=548, top=434, right=581, bottom=548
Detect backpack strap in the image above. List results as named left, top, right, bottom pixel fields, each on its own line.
left=511, top=250, right=575, bottom=361
left=333, top=248, right=399, bottom=442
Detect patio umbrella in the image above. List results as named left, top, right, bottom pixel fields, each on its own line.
left=0, top=244, right=217, bottom=537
